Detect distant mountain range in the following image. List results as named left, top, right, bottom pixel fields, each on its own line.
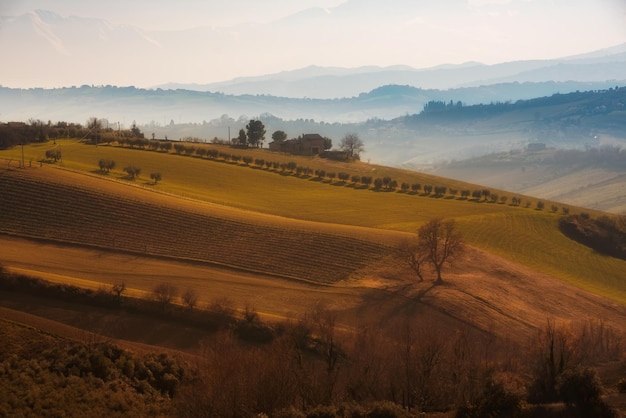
left=1, top=8, right=625, bottom=99
left=156, top=43, right=626, bottom=99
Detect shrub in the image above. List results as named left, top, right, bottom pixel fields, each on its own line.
left=366, top=401, right=408, bottom=418
left=182, top=288, right=199, bottom=310
left=305, top=405, right=339, bottom=418
left=152, top=282, right=177, bottom=309
left=456, top=375, right=522, bottom=418
left=557, top=366, right=602, bottom=407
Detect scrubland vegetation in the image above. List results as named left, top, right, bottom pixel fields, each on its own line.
left=0, top=264, right=624, bottom=417
left=0, top=317, right=183, bottom=417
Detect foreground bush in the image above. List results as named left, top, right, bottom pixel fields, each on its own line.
left=0, top=321, right=184, bottom=417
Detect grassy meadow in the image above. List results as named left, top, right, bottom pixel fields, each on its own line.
left=2, top=138, right=625, bottom=304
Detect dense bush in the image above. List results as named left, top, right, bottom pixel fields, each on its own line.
left=559, top=214, right=626, bottom=259
left=557, top=366, right=602, bottom=407
left=0, top=321, right=183, bottom=417
left=456, top=375, right=522, bottom=418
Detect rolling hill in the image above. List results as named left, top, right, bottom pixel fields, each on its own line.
left=1, top=139, right=625, bottom=308
left=432, top=146, right=626, bottom=215
left=1, top=138, right=626, bottom=415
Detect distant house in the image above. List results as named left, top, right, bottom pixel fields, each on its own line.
left=269, top=134, right=325, bottom=155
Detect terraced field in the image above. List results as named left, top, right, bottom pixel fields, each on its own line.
left=0, top=167, right=392, bottom=283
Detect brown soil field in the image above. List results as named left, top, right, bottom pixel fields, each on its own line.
left=1, top=164, right=625, bottom=355
left=2, top=235, right=625, bottom=352
left=0, top=166, right=404, bottom=284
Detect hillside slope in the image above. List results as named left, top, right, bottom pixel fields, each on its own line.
left=432, top=147, right=626, bottom=214
left=1, top=140, right=625, bottom=304
left=0, top=143, right=625, bottom=354
left=0, top=166, right=397, bottom=284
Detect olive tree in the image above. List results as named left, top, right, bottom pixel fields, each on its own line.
left=150, top=172, right=162, bottom=184
left=124, top=165, right=141, bottom=179
left=98, top=158, right=115, bottom=173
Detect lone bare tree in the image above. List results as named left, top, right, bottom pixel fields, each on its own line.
left=398, top=237, right=428, bottom=282
left=418, top=218, right=463, bottom=283
left=182, top=288, right=199, bottom=310
left=153, top=282, right=178, bottom=309
left=339, top=133, right=364, bottom=160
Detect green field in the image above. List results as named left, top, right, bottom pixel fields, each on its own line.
left=2, top=139, right=625, bottom=304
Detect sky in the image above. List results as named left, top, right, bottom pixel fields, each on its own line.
left=1, top=0, right=625, bottom=88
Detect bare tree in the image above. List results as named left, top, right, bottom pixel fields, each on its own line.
left=111, top=282, right=126, bottom=301
left=86, top=117, right=103, bottom=144
left=153, top=282, right=178, bottom=308
left=418, top=218, right=463, bottom=283
left=182, top=288, right=199, bottom=310
left=398, top=238, right=427, bottom=282
left=339, top=133, right=364, bottom=160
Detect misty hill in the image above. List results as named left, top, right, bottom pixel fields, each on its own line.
left=2, top=80, right=625, bottom=126
left=160, top=43, right=626, bottom=99
left=3, top=85, right=624, bottom=214
left=432, top=147, right=626, bottom=215
left=2, top=84, right=625, bottom=163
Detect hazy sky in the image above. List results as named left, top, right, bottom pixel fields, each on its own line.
left=1, top=0, right=625, bottom=87
left=1, top=0, right=347, bottom=29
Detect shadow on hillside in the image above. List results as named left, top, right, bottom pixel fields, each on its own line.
left=91, top=169, right=110, bottom=176
left=414, top=282, right=438, bottom=301
left=348, top=184, right=369, bottom=190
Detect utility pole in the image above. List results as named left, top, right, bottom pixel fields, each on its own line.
left=20, top=142, right=24, bottom=168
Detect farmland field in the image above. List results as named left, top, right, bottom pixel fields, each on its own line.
left=2, top=139, right=625, bottom=304
left=2, top=138, right=626, bottom=417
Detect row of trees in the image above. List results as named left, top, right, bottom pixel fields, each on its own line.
left=103, top=138, right=570, bottom=214
left=0, top=117, right=148, bottom=150
left=97, top=159, right=161, bottom=184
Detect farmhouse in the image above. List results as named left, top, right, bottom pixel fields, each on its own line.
left=269, top=133, right=325, bottom=155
